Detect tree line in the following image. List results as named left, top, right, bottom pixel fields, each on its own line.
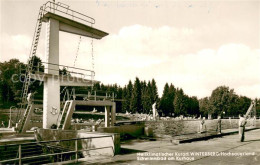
left=199, top=86, right=259, bottom=118
left=0, top=58, right=259, bottom=118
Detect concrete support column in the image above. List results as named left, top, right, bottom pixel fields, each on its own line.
left=105, top=106, right=111, bottom=127
left=43, top=18, right=60, bottom=129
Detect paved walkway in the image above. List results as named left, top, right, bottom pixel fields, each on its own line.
left=80, top=128, right=260, bottom=165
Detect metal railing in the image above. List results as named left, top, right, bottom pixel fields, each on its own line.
left=86, top=91, right=115, bottom=101
left=0, top=135, right=114, bottom=165
left=20, top=62, right=95, bottom=80
left=42, top=1, right=95, bottom=26
left=72, top=89, right=115, bottom=101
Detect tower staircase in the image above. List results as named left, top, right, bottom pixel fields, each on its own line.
left=17, top=5, right=45, bottom=129
left=57, top=100, right=75, bottom=130
left=18, top=104, right=34, bottom=133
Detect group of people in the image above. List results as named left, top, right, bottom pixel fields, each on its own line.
left=197, top=114, right=253, bottom=142
left=71, top=118, right=104, bottom=125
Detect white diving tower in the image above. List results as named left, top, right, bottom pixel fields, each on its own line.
left=20, top=1, right=116, bottom=130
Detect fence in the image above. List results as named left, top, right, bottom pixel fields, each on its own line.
left=0, top=135, right=114, bottom=165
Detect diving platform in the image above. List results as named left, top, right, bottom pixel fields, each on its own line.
left=76, top=100, right=116, bottom=127
left=42, top=12, right=108, bottom=39
left=29, top=72, right=99, bottom=86
left=27, top=62, right=99, bottom=86
left=57, top=100, right=115, bottom=129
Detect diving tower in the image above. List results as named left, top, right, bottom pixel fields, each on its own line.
left=41, top=12, right=108, bottom=39
left=24, top=1, right=111, bottom=129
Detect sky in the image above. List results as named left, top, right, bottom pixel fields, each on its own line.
left=0, top=0, right=260, bottom=99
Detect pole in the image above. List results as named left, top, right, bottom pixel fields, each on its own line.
left=9, top=107, right=12, bottom=128
left=53, top=0, right=56, bottom=13
left=75, top=139, right=78, bottom=162
left=19, top=144, right=22, bottom=165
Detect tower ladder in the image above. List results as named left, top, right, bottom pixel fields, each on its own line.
left=17, top=6, right=45, bottom=125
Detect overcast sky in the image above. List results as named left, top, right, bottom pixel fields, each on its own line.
left=1, top=0, right=260, bottom=99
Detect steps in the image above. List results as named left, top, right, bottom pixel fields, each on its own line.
left=58, top=101, right=71, bottom=129
left=18, top=104, right=34, bottom=133
left=57, top=100, right=75, bottom=130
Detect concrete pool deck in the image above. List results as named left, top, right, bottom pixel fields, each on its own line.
left=77, top=128, right=260, bottom=165
left=172, top=126, right=259, bottom=144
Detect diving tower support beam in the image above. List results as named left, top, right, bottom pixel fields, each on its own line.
left=43, top=18, right=60, bottom=129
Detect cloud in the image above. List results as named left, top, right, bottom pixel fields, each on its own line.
left=165, top=43, right=260, bottom=98
left=92, top=25, right=260, bottom=99
left=0, top=33, right=45, bottom=63
left=1, top=25, right=259, bottom=99
left=1, top=33, right=30, bottom=62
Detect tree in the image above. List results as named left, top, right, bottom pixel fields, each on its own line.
left=173, top=88, right=188, bottom=116
left=93, top=82, right=101, bottom=91
left=188, top=96, right=200, bottom=117
left=150, top=79, right=159, bottom=104
left=115, top=86, right=123, bottom=113
left=140, top=81, right=153, bottom=114
left=30, top=55, right=44, bottom=73
left=122, top=80, right=133, bottom=113
left=199, top=97, right=210, bottom=116
left=131, top=77, right=142, bottom=113
left=159, top=83, right=171, bottom=116
left=209, top=86, right=242, bottom=118
left=236, top=96, right=251, bottom=116
left=168, top=84, right=176, bottom=116
left=28, top=56, right=44, bottom=95
left=0, top=59, right=25, bottom=107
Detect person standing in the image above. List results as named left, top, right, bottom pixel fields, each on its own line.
left=27, top=92, right=32, bottom=105
left=239, top=115, right=247, bottom=142
left=198, top=117, right=205, bottom=133
left=216, top=115, right=222, bottom=134
left=1, top=121, right=5, bottom=128
left=152, top=102, right=158, bottom=120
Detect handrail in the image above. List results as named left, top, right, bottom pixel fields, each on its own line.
left=0, top=135, right=114, bottom=163
left=0, top=146, right=113, bottom=163
left=20, top=62, right=95, bottom=79
left=42, top=1, right=95, bottom=25
left=41, top=62, right=94, bottom=73
left=0, top=135, right=112, bottom=147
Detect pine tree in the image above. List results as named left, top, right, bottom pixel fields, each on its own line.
left=168, top=84, right=176, bottom=116
left=159, top=83, right=170, bottom=116
left=116, top=87, right=123, bottom=113
left=141, top=80, right=152, bottom=114
left=126, top=80, right=133, bottom=112
left=151, top=79, right=159, bottom=103
left=188, top=96, right=200, bottom=117
left=131, top=77, right=142, bottom=113
left=173, top=88, right=188, bottom=116
left=122, top=86, right=128, bottom=113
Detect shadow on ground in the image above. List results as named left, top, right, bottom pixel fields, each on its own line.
left=118, top=147, right=146, bottom=155
left=244, top=139, right=260, bottom=142
left=89, top=159, right=135, bottom=165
